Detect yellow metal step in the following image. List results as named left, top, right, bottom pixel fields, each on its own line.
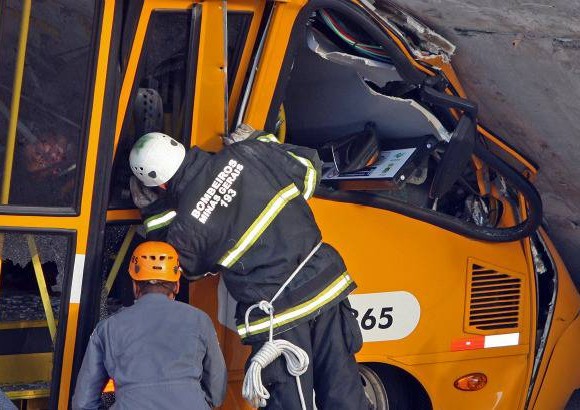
left=0, top=320, right=55, bottom=331
left=4, top=386, right=49, bottom=401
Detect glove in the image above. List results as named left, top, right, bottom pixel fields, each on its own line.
left=130, top=175, right=159, bottom=209
left=222, top=123, right=256, bottom=146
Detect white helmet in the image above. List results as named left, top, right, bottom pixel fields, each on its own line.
left=129, top=132, right=186, bottom=187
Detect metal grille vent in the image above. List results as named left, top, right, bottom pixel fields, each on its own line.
left=468, top=263, right=522, bottom=331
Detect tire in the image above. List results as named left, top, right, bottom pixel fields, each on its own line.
left=360, top=364, right=432, bottom=410
left=359, top=364, right=389, bottom=410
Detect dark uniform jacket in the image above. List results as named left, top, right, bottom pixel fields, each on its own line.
left=71, top=294, right=226, bottom=409
left=144, top=134, right=356, bottom=343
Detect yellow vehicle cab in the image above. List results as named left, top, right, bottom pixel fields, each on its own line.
left=0, top=0, right=578, bottom=409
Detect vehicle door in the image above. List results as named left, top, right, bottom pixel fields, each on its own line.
left=0, top=0, right=120, bottom=407
left=70, top=1, right=265, bottom=409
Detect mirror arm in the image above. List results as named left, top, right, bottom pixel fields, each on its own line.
left=420, top=85, right=478, bottom=118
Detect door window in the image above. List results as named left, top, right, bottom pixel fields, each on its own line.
left=109, top=9, right=253, bottom=209
left=109, top=11, right=196, bottom=209
left=0, top=230, right=74, bottom=401
left=99, top=224, right=188, bottom=321
left=227, top=12, right=252, bottom=91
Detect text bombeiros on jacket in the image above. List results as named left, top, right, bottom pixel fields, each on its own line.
left=192, top=159, right=244, bottom=224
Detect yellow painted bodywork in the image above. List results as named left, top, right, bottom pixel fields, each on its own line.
left=0, top=0, right=578, bottom=408
left=533, top=312, right=580, bottom=410
left=528, top=230, right=580, bottom=409
left=311, top=199, right=531, bottom=409
left=0, top=353, right=52, bottom=385
left=211, top=1, right=580, bottom=409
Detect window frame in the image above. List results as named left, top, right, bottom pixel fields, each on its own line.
left=107, top=6, right=257, bottom=214
left=0, top=227, right=77, bottom=400
left=108, top=8, right=201, bottom=210
left=0, top=0, right=101, bottom=215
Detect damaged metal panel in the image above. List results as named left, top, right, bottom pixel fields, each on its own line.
left=360, top=0, right=456, bottom=61
left=306, top=28, right=400, bottom=86
left=303, top=28, right=452, bottom=141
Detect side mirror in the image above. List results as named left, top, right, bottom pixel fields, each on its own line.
left=430, top=114, right=476, bottom=199
left=419, top=85, right=478, bottom=199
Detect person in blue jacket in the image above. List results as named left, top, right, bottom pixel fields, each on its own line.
left=72, top=241, right=226, bottom=409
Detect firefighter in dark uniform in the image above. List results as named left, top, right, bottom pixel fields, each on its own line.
left=128, top=126, right=369, bottom=409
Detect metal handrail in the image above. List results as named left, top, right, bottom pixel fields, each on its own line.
left=27, top=235, right=57, bottom=343
left=2, top=0, right=32, bottom=203
left=104, top=226, right=138, bottom=297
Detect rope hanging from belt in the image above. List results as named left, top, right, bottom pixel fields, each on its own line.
left=242, top=241, right=323, bottom=409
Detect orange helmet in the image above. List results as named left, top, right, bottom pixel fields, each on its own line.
left=129, top=241, right=181, bottom=282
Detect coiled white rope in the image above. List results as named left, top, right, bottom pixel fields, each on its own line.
left=242, top=301, right=310, bottom=409
left=242, top=242, right=322, bottom=409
